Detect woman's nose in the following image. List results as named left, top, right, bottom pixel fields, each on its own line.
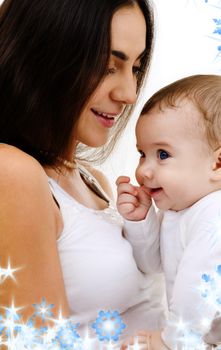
left=111, top=73, right=137, bottom=105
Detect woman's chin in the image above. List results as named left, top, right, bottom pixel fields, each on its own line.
left=81, top=137, right=109, bottom=148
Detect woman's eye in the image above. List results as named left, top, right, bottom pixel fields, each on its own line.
left=106, top=67, right=117, bottom=75
left=132, top=66, right=143, bottom=78
left=158, top=149, right=170, bottom=160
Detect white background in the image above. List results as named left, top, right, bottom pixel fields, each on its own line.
left=1, top=0, right=221, bottom=195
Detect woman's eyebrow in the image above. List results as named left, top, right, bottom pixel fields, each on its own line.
left=111, top=48, right=147, bottom=61
left=111, top=50, right=128, bottom=61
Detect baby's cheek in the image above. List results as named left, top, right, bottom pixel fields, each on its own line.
left=135, top=166, right=142, bottom=185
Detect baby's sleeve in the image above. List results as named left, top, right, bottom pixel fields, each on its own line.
left=123, top=205, right=162, bottom=273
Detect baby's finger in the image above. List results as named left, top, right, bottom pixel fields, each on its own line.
left=118, top=203, right=137, bottom=216
left=121, top=346, right=148, bottom=350
left=117, top=193, right=139, bottom=207
left=121, top=334, right=151, bottom=349
left=116, top=176, right=130, bottom=186
left=137, top=331, right=151, bottom=337
left=127, top=346, right=149, bottom=350
left=117, top=182, right=137, bottom=196
left=136, top=186, right=152, bottom=207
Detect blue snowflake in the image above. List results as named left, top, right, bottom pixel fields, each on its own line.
left=55, top=321, right=82, bottom=349
left=217, top=265, right=221, bottom=275
left=202, top=273, right=211, bottom=283
left=33, top=297, right=54, bottom=322
left=92, top=310, right=126, bottom=342
left=201, top=265, right=221, bottom=311
left=214, top=26, right=221, bottom=35
left=204, top=0, right=221, bottom=56
left=213, top=19, right=221, bottom=38
left=14, top=321, right=42, bottom=348
left=213, top=18, right=221, bottom=25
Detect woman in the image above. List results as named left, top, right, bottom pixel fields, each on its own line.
left=0, top=0, right=165, bottom=346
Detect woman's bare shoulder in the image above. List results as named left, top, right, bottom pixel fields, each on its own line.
left=0, top=144, right=58, bottom=236
left=0, top=144, right=45, bottom=183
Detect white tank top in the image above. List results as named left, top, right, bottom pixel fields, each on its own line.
left=48, top=166, right=165, bottom=345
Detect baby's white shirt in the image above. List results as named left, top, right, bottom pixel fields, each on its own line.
left=124, top=190, right=221, bottom=349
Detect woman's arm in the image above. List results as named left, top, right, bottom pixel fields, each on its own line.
left=0, top=146, right=69, bottom=324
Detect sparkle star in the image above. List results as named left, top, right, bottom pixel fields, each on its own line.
left=3, top=299, right=23, bottom=321
left=0, top=258, right=21, bottom=284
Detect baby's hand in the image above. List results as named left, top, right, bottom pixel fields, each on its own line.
left=120, top=331, right=168, bottom=350
left=203, top=313, right=221, bottom=346
left=116, top=176, right=152, bottom=221
left=120, top=331, right=151, bottom=350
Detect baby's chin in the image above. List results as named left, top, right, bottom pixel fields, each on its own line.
left=154, top=201, right=189, bottom=212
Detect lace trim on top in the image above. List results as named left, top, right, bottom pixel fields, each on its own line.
left=78, top=165, right=110, bottom=204
left=78, top=165, right=122, bottom=226
left=48, top=164, right=123, bottom=227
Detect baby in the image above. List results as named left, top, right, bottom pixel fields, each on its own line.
left=117, top=75, right=221, bottom=349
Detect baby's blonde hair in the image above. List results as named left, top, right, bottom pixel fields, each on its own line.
left=141, top=74, right=221, bottom=149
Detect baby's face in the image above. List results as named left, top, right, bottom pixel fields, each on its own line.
left=135, top=99, right=215, bottom=211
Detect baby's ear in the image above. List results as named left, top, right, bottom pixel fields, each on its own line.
left=213, top=147, right=221, bottom=170
left=211, top=147, right=221, bottom=181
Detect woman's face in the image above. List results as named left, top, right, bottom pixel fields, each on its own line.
left=75, top=3, right=147, bottom=148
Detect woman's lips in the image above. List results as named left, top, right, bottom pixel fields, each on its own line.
left=91, top=108, right=118, bottom=128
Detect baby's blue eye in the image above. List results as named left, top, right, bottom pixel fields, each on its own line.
left=158, top=150, right=169, bottom=160
left=138, top=149, right=145, bottom=158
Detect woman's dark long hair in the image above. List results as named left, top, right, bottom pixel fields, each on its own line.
left=0, top=0, right=154, bottom=165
